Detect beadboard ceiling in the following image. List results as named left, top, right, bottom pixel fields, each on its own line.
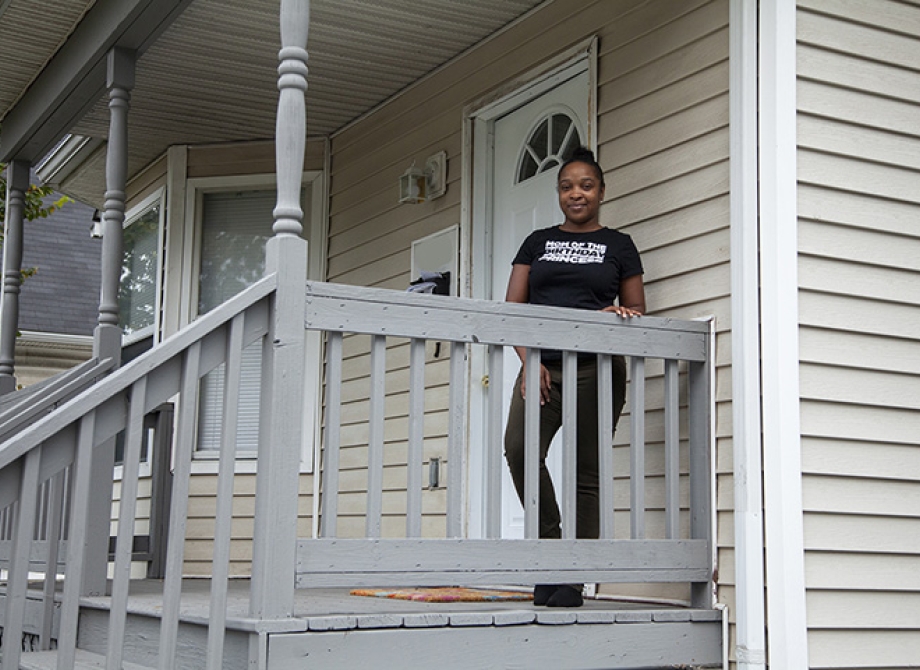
left=0, top=0, right=544, bottom=202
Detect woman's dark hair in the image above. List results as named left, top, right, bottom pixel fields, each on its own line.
left=558, top=146, right=605, bottom=187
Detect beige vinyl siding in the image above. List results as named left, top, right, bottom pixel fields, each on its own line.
left=326, top=0, right=733, bottom=614
left=596, top=0, right=730, bottom=610
left=796, top=1, right=920, bottom=668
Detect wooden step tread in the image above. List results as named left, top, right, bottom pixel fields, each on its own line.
left=20, top=649, right=153, bottom=670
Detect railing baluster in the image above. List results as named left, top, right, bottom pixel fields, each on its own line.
left=40, top=470, right=65, bottom=650
left=320, top=332, right=343, bottom=537
left=446, top=341, right=467, bottom=538
left=486, top=345, right=504, bottom=538
left=159, top=342, right=201, bottom=670
left=207, top=313, right=246, bottom=670
left=664, top=359, right=680, bottom=539
left=1, top=448, right=40, bottom=670
left=57, top=414, right=96, bottom=670
left=597, top=354, right=615, bottom=539
left=630, top=356, right=646, bottom=539
left=107, top=378, right=148, bottom=670
left=406, top=338, right=426, bottom=538
left=561, top=351, right=577, bottom=539
left=688, top=355, right=713, bottom=608
left=366, top=334, right=386, bottom=538
left=524, top=349, right=541, bottom=539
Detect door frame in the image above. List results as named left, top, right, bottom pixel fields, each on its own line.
left=460, top=37, right=598, bottom=537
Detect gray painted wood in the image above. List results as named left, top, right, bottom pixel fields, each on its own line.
left=107, top=378, right=147, bottom=670
left=304, top=281, right=709, bottom=360
left=0, top=448, right=39, bottom=670
left=267, top=618, right=723, bottom=670
left=446, top=341, right=467, bottom=538
left=561, top=351, right=577, bottom=540
left=0, top=276, right=275, bottom=471
left=56, top=414, right=96, bottom=670
left=319, top=332, right=343, bottom=537
left=0, top=159, right=28, bottom=395
left=688, top=355, right=713, bottom=609
left=485, top=345, right=504, bottom=538
left=524, top=349, right=541, bottom=539
left=39, top=471, right=64, bottom=649
left=597, top=355, right=615, bottom=539
left=366, top=334, right=386, bottom=538
left=248, top=0, right=311, bottom=622
left=96, top=47, right=133, bottom=336
left=207, top=314, right=246, bottom=670
left=0, top=356, right=115, bottom=443
left=406, top=338, right=425, bottom=537
left=630, top=356, right=646, bottom=540
left=158, top=342, right=200, bottom=669
left=296, top=538, right=711, bottom=587
left=664, top=358, right=680, bottom=539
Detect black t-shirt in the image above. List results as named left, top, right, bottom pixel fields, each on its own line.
left=512, top=226, right=643, bottom=311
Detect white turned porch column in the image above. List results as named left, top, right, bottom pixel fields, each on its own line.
left=249, top=0, right=310, bottom=620
left=82, top=47, right=136, bottom=596
left=0, top=160, right=29, bottom=395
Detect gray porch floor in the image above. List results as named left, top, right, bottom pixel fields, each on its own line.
left=76, top=579, right=707, bottom=631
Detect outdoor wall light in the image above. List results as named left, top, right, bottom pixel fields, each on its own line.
left=398, top=151, right=447, bottom=204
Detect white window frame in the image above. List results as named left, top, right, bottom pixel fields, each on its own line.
left=181, top=171, right=326, bottom=474
left=120, top=188, right=166, bottom=348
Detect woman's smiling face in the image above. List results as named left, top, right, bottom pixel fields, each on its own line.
left=557, top=160, right=605, bottom=229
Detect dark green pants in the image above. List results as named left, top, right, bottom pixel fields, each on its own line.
left=503, top=356, right=627, bottom=539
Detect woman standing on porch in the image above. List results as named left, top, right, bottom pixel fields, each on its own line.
left=503, top=146, right=646, bottom=608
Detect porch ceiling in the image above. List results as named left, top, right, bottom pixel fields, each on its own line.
left=0, top=0, right=544, bottom=204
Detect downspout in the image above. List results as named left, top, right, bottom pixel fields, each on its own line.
left=758, top=0, right=810, bottom=667
left=729, top=0, right=767, bottom=666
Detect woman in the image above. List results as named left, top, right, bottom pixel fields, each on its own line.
left=503, top=146, right=646, bottom=608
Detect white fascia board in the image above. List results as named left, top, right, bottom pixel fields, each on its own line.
left=0, top=0, right=193, bottom=164
left=758, top=0, right=810, bottom=668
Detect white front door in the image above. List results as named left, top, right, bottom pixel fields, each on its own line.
left=475, top=68, right=590, bottom=538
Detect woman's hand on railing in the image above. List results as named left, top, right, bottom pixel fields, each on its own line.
left=521, top=363, right=552, bottom=406
left=600, top=304, right=643, bottom=318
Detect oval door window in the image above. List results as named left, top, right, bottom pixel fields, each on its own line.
left=515, top=112, right=582, bottom=184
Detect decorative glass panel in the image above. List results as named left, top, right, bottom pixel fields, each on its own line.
left=515, top=113, right=582, bottom=184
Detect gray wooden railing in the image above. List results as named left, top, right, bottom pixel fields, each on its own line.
left=0, top=274, right=275, bottom=670
left=300, top=282, right=714, bottom=607
left=0, top=276, right=714, bottom=670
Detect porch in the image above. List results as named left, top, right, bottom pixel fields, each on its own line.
left=1, top=272, right=719, bottom=669
left=11, top=580, right=723, bottom=670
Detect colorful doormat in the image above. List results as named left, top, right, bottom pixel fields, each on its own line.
left=350, top=587, right=533, bottom=603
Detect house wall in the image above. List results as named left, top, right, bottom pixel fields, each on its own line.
left=327, top=0, right=733, bottom=619
left=795, top=1, right=920, bottom=668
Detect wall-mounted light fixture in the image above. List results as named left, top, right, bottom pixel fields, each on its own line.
left=90, top=209, right=103, bottom=238
left=398, top=151, right=447, bottom=204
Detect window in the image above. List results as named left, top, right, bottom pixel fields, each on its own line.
left=181, top=172, right=325, bottom=469
left=196, top=189, right=278, bottom=454
left=516, top=112, right=582, bottom=184
left=119, top=192, right=164, bottom=343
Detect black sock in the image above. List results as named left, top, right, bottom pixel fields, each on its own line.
left=545, top=585, right=584, bottom=608
left=533, top=584, right=555, bottom=606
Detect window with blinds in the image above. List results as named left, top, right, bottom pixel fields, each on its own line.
left=196, top=189, right=275, bottom=454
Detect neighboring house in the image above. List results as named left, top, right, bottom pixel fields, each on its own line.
left=14, top=184, right=99, bottom=388
left=0, top=1, right=918, bottom=670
